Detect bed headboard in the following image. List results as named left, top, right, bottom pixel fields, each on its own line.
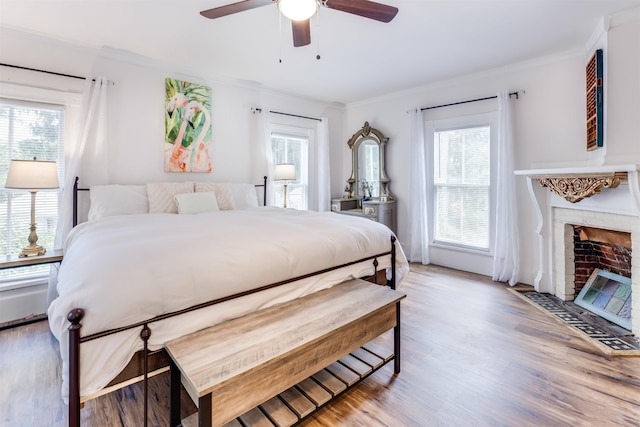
left=73, top=176, right=268, bottom=227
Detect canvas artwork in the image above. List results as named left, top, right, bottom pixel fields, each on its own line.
left=164, top=78, right=212, bottom=172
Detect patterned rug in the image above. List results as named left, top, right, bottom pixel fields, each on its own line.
left=509, top=288, right=640, bottom=356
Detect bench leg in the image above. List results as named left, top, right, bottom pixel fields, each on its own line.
left=198, top=394, right=212, bottom=427
left=394, top=302, right=401, bottom=373
left=170, top=359, right=181, bottom=427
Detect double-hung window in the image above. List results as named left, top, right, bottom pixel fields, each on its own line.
left=431, top=113, right=495, bottom=252
left=0, top=99, right=65, bottom=281
left=271, top=130, right=309, bottom=210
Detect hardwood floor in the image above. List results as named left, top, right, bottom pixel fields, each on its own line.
left=2, top=264, right=639, bottom=426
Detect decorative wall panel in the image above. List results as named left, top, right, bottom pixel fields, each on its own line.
left=586, top=49, right=604, bottom=151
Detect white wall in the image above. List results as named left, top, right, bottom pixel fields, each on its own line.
left=91, top=53, right=345, bottom=186
left=338, top=7, right=639, bottom=283
left=606, top=9, right=640, bottom=164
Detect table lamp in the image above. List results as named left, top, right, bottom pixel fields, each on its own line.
left=274, top=163, right=296, bottom=208
left=5, top=158, right=60, bottom=257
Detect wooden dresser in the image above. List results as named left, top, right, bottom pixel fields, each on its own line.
left=331, top=198, right=397, bottom=234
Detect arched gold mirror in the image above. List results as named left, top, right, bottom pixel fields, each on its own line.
left=346, top=122, right=393, bottom=201
left=332, top=122, right=396, bottom=233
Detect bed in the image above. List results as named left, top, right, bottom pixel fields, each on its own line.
left=47, top=177, right=410, bottom=425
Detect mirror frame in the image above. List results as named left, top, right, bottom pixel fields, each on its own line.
left=346, top=121, right=394, bottom=201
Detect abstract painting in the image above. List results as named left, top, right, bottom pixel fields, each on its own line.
left=164, top=78, right=212, bottom=172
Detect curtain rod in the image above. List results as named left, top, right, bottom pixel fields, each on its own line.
left=0, top=63, right=114, bottom=85
left=420, top=91, right=523, bottom=111
left=253, top=108, right=321, bottom=122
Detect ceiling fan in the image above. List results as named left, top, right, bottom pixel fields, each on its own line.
left=200, top=0, right=399, bottom=47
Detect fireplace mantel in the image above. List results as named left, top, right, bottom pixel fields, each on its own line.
left=515, top=164, right=639, bottom=175
left=515, top=164, right=640, bottom=204
left=513, top=164, right=640, bottom=295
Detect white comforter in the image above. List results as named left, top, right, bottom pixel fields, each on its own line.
left=48, top=207, right=409, bottom=401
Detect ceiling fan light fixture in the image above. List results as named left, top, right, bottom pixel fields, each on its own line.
left=278, top=0, right=318, bottom=21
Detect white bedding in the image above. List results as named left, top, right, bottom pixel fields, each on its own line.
left=48, top=207, right=409, bottom=401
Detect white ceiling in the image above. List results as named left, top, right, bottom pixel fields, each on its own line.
left=1, top=0, right=638, bottom=104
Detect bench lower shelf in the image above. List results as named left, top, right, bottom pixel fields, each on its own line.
left=181, top=340, right=394, bottom=427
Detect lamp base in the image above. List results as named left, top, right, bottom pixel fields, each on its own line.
left=19, top=244, right=47, bottom=258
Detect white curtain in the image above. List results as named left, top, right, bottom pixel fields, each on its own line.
left=492, top=90, right=520, bottom=286
left=407, top=108, right=430, bottom=264
left=48, top=76, right=110, bottom=303
left=313, top=117, right=330, bottom=211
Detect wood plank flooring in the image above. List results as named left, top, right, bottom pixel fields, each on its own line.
left=2, top=264, right=640, bottom=426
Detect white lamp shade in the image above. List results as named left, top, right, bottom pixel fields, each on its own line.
left=278, top=0, right=318, bottom=21
left=274, top=163, right=296, bottom=181
left=5, top=159, right=60, bottom=190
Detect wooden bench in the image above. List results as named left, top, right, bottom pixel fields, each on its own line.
left=165, top=278, right=406, bottom=427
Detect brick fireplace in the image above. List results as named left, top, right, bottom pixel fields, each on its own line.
left=515, top=164, right=640, bottom=336
left=572, top=226, right=631, bottom=293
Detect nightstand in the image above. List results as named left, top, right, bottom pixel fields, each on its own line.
left=0, top=249, right=63, bottom=271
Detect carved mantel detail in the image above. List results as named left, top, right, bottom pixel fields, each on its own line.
left=534, top=172, right=627, bottom=203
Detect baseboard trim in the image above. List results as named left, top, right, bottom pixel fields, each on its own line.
left=0, top=313, right=47, bottom=331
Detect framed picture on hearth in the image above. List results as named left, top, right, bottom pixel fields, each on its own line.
left=575, top=269, right=631, bottom=330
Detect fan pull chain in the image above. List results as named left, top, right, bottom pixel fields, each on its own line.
left=316, top=3, right=321, bottom=60
left=278, top=10, right=283, bottom=63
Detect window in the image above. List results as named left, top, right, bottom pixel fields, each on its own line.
left=271, top=131, right=309, bottom=210
left=433, top=123, right=491, bottom=251
left=0, top=99, right=65, bottom=280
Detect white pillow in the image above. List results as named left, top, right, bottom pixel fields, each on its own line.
left=194, top=182, right=236, bottom=210
left=174, top=192, right=219, bottom=214
left=88, top=185, right=148, bottom=221
left=146, top=182, right=194, bottom=213
left=230, top=183, right=259, bottom=209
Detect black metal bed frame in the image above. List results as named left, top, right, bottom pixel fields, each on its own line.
left=66, top=177, right=399, bottom=427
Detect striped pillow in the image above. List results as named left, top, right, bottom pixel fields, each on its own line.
left=146, top=182, right=194, bottom=213
left=194, top=182, right=237, bottom=210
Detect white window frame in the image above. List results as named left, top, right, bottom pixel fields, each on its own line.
left=426, top=112, right=498, bottom=256
left=0, top=83, right=79, bottom=291
left=270, top=125, right=311, bottom=210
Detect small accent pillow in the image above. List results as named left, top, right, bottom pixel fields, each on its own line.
left=231, top=183, right=259, bottom=209
left=194, top=182, right=237, bottom=210
left=146, top=182, right=194, bottom=213
left=88, top=185, right=148, bottom=221
left=174, top=192, right=219, bottom=214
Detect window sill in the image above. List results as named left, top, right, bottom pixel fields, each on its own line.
left=431, top=241, right=493, bottom=257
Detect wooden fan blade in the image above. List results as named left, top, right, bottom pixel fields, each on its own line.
left=292, top=19, right=311, bottom=47
left=200, top=0, right=272, bottom=19
left=325, top=0, right=398, bottom=23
